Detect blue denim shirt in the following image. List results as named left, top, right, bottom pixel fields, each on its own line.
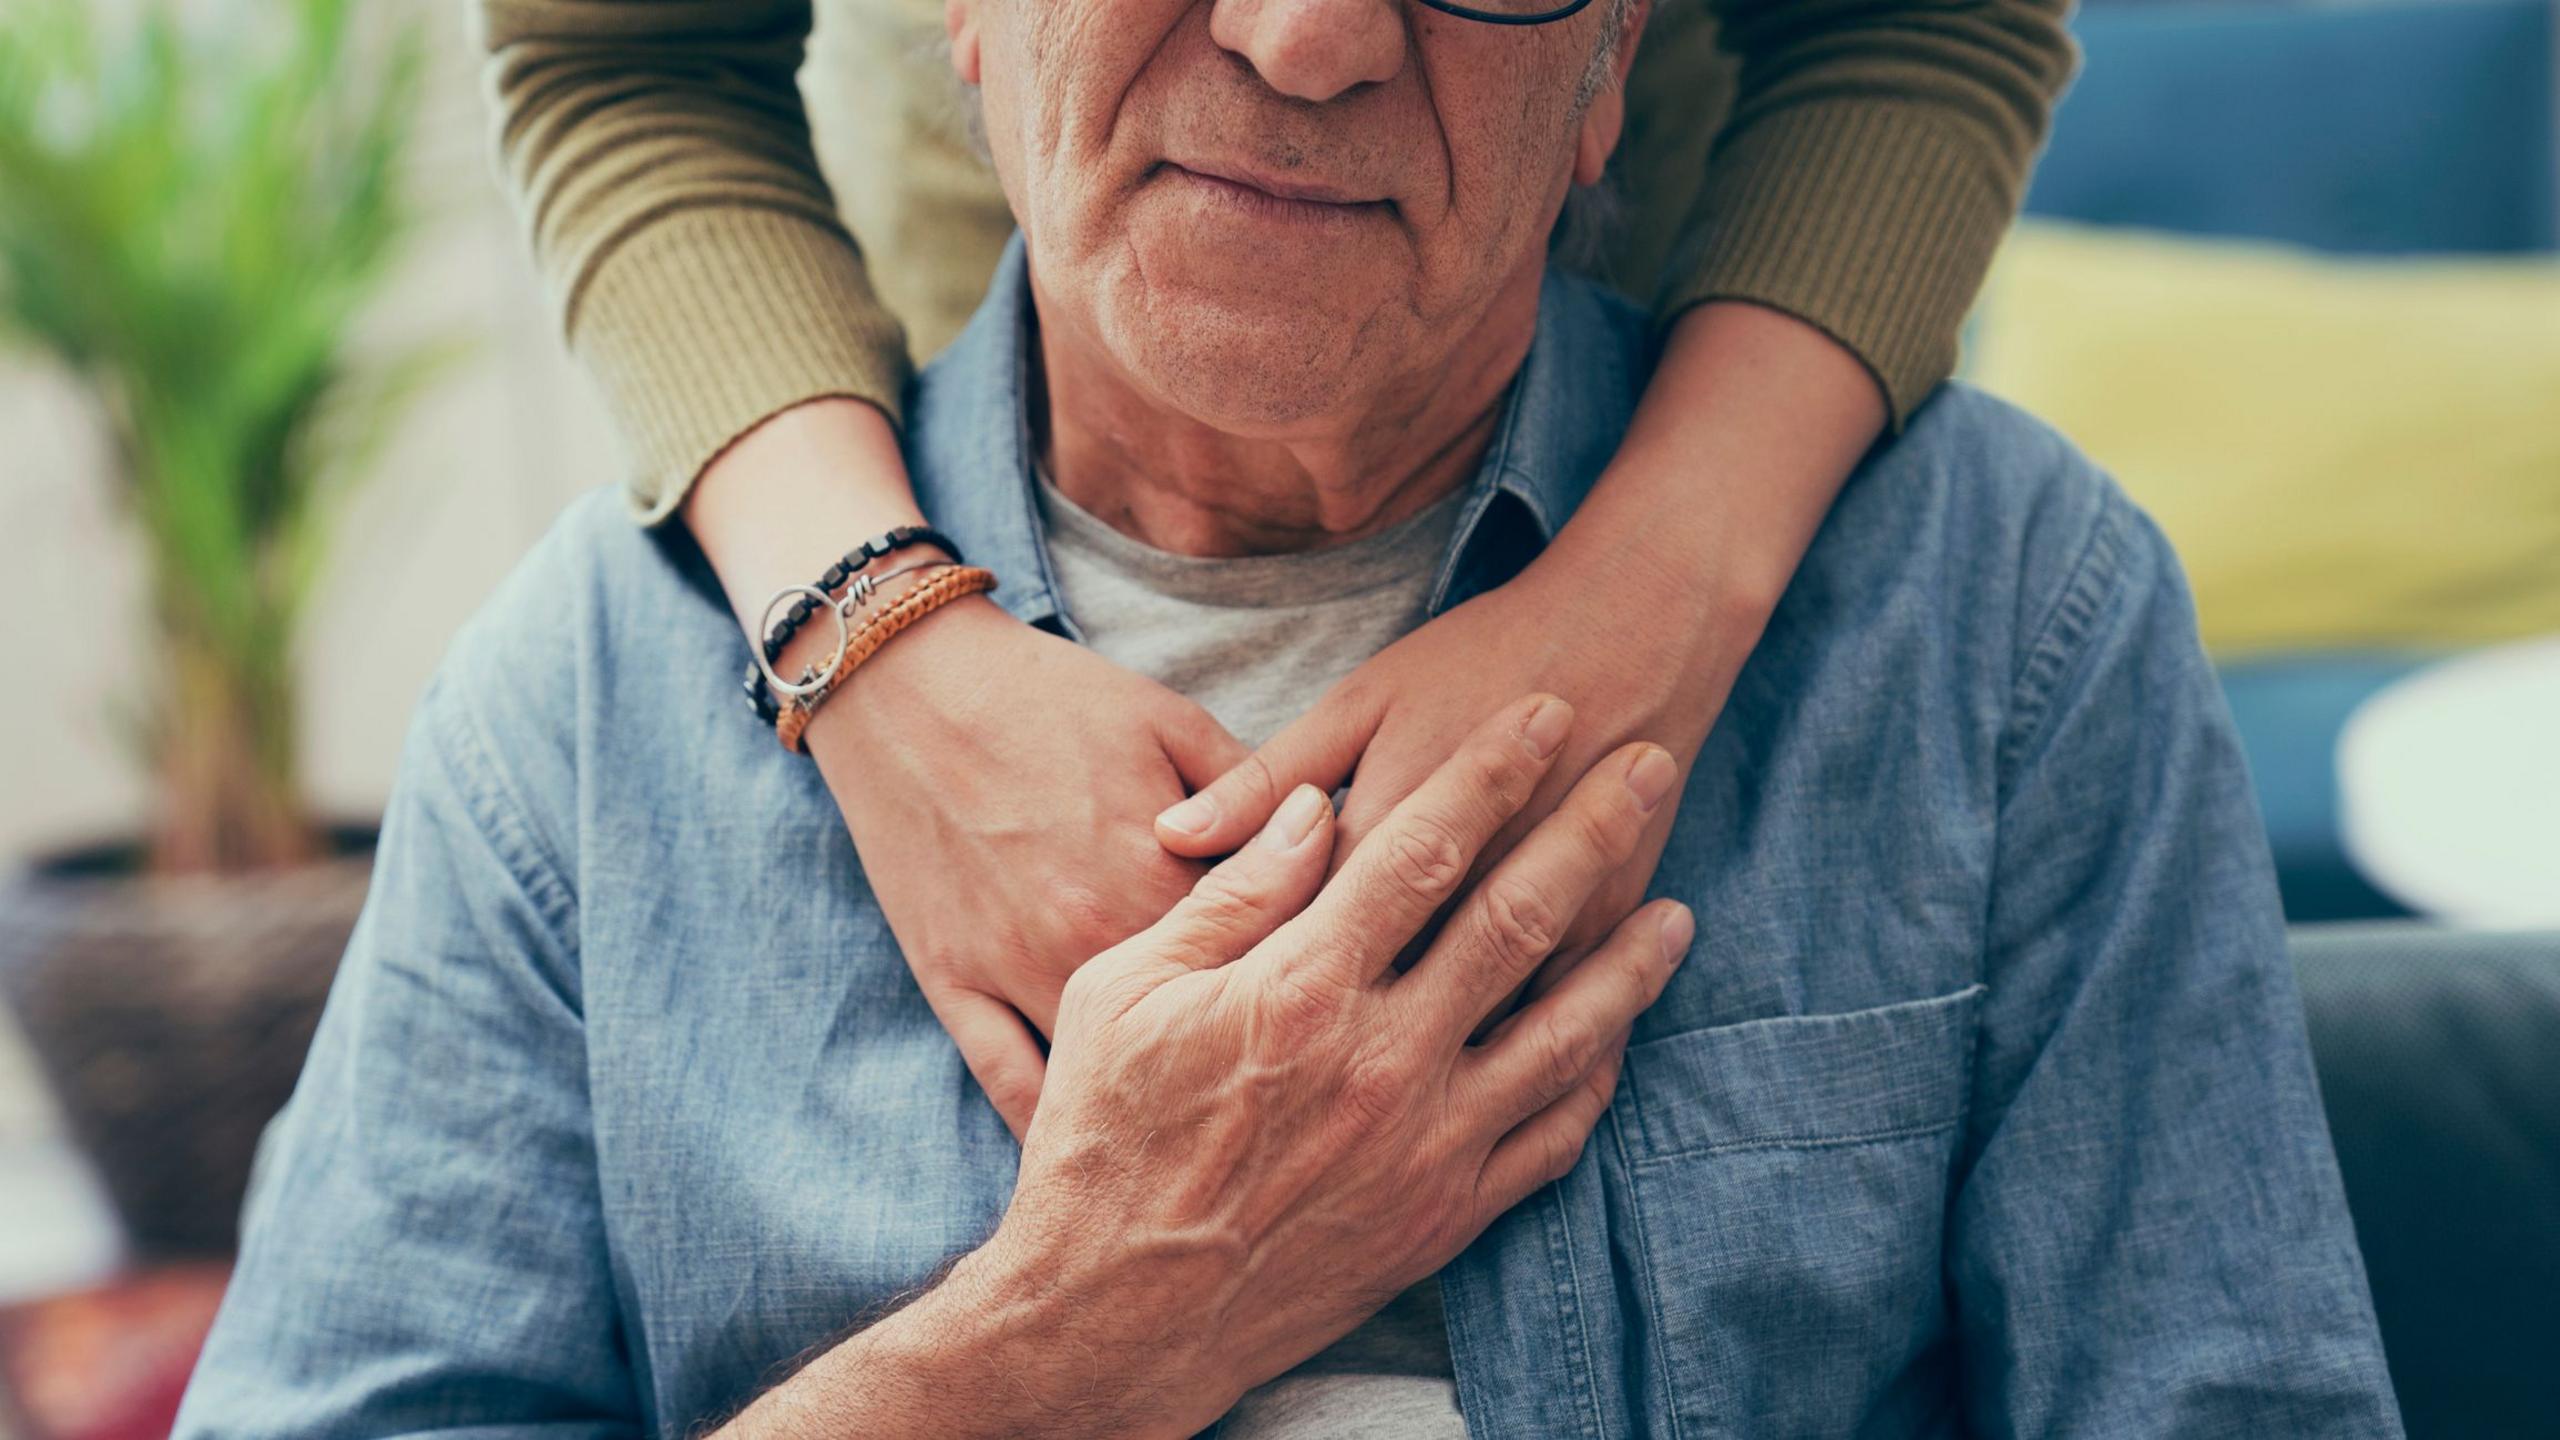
left=178, top=240, right=2401, bottom=1439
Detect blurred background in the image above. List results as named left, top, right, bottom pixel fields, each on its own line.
left=0, top=0, right=2552, bottom=1436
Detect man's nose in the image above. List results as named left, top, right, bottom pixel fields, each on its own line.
left=1208, top=0, right=1406, bottom=103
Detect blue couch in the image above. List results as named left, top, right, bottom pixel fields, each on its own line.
left=2023, top=0, right=2559, bottom=921
left=2292, top=923, right=2560, bottom=1438
left=2032, top=9, right=2560, bottom=1436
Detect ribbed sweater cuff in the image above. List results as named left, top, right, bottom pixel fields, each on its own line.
left=1662, top=105, right=2018, bottom=431
left=567, top=207, right=913, bottom=526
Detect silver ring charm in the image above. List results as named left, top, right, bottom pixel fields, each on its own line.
left=752, top=585, right=851, bottom=701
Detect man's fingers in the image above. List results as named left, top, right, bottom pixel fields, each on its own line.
left=1278, top=694, right=1572, bottom=984
left=1157, top=701, right=1252, bottom=797
left=1460, top=898, right=1690, bottom=1138
left=1400, top=742, right=1675, bottom=1040
left=1470, top=896, right=1693, bottom=1210
left=934, top=987, right=1050, bottom=1144
left=1472, top=1025, right=1628, bottom=1219
left=1140, top=783, right=1337, bottom=970
left=1154, top=687, right=1379, bottom=857
left=1326, top=747, right=1433, bottom=884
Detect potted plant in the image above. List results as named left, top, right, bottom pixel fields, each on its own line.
left=0, top=0, right=455, bottom=1257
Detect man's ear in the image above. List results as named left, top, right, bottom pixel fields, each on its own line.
left=1572, top=0, right=1647, bottom=187
left=947, top=0, right=982, bottom=85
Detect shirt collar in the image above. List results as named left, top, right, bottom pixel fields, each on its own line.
left=904, top=232, right=1652, bottom=633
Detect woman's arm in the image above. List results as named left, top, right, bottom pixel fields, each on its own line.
left=1658, top=0, right=2077, bottom=424
left=1573, top=300, right=1884, bottom=647
left=474, top=0, right=911, bottom=525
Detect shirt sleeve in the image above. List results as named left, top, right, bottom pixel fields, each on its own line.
left=171, top=676, right=639, bottom=1438
left=472, top=0, right=912, bottom=525
left=1663, top=0, right=2078, bottom=427
left=1949, top=486, right=2405, bottom=1435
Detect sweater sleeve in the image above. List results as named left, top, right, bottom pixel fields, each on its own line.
left=472, top=0, right=912, bottom=524
left=1664, top=0, right=2078, bottom=428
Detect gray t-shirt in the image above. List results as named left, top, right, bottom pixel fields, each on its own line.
left=1036, top=471, right=1473, bottom=1439
left=1036, top=470, right=1467, bottom=752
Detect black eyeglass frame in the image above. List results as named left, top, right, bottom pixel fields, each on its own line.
left=1413, top=0, right=1596, bottom=25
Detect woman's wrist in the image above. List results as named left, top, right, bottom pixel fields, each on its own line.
left=685, top=397, right=975, bottom=724
left=771, top=562, right=1000, bottom=753
left=1555, top=299, right=1886, bottom=638
left=685, top=397, right=941, bottom=633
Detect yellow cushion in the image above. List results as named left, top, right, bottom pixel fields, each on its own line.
left=1966, top=221, right=2560, bottom=658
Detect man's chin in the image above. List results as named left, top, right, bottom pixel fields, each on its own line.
left=1096, top=272, right=1391, bottom=432
left=1121, top=207, right=1399, bottom=315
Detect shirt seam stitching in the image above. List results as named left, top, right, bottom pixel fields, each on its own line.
left=1626, top=1115, right=1963, bottom=1167
left=1545, top=1181, right=1612, bottom=1440
left=1003, top=275, right=1070, bottom=630
left=420, top=682, right=637, bottom=1405
left=1609, top=1102, right=1690, bottom=1440
left=1427, top=369, right=1539, bottom=616
left=429, top=681, right=582, bottom=962
left=1997, top=487, right=2131, bottom=788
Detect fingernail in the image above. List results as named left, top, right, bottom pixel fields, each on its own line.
left=1626, top=746, right=1678, bottom=813
left=1261, top=784, right=1329, bottom=850
left=1657, top=905, right=1695, bottom=965
left=1523, top=697, right=1572, bottom=759
left=1159, top=793, right=1216, bottom=837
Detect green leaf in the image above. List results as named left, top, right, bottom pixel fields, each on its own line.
left=0, top=0, right=457, bottom=868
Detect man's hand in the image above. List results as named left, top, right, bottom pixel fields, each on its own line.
left=1011, top=700, right=1689, bottom=1427
left=721, top=693, right=1688, bottom=1438
left=980, top=695, right=1690, bottom=1435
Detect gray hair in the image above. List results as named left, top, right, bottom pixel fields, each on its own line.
left=1577, top=0, right=1643, bottom=109
left=1555, top=0, right=1640, bottom=267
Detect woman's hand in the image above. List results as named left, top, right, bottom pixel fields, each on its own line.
left=684, top=398, right=1248, bottom=1142
left=1154, top=301, right=1888, bottom=1006
left=1153, top=543, right=1729, bottom=1010
left=802, top=597, right=1246, bottom=1139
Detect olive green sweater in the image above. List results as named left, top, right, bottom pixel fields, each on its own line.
left=472, top=0, right=2076, bottom=524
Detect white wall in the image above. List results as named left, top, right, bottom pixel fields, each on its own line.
left=0, top=13, right=625, bottom=867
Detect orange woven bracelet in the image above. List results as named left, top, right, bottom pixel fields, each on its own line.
left=775, top=563, right=998, bottom=754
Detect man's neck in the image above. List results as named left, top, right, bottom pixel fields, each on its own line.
left=1029, top=271, right=1542, bottom=559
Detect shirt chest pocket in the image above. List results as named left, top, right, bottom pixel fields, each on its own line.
left=1607, top=985, right=1985, bottom=1440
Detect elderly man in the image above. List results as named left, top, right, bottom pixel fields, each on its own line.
left=178, top=1, right=2401, bottom=1436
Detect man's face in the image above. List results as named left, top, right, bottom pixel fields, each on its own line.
left=951, top=0, right=1635, bottom=432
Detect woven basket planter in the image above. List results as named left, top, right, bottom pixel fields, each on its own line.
left=0, top=831, right=372, bottom=1259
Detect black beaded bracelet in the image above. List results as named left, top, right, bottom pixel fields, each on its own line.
left=740, top=525, right=967, bottom=725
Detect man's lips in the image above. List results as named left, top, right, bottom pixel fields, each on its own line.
left=1157, top=160, right=1392, bottom=214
